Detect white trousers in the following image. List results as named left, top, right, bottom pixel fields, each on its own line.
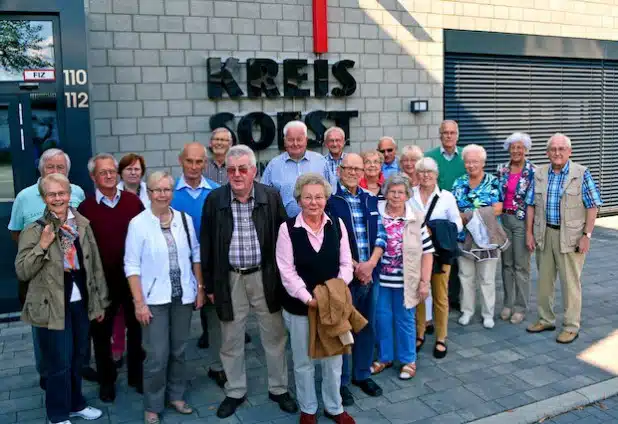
left=458, top=255, right=498, bottom=320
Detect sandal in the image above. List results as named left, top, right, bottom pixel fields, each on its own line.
left=169, top=401, right=193, bottom=414
left=144, top=413, right=160, bottom=424
left=433, top=341, right=448, bottom=359
left=416, top=337, right=425, bottom=352
left=425, top=323, right=435, bottom=335
left=399, top=362, right=416, bottom=380
left=370, top=361, right=393, bottom=375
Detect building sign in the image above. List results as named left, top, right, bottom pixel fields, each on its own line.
left=207, top=57, right=359, bottom=150
left=23, top=69, right=55, bottom=81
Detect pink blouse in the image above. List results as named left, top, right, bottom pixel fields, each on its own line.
left=503, top=172, right=521, bottom=210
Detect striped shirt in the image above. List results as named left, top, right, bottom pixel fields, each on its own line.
left=379, top=209, right=434, bottom=289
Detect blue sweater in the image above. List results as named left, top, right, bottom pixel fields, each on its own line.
left=170, top=177, right=219, bottom=240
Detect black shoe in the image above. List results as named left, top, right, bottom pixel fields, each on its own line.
left=352, top=378, right=382, bottom=397
left=245, top=332, right=252, bottom=344
left=39, top=376, right=47, bottom=390
left=433, top=341, right=448, bottom=359
left=268, top=392, right=298, bottom=413
left=99, top=383, right=116, bottom=403
left=208, top=368, right=227, bottom=388
left=197, top=333, right=209, bottom=349
left=340, top=385, right=354, bottom=406
left=128, top=378, right=143, bottom=394
left=216, top=396, right=245, bottom=418
left=416, top=337, right=425, bottom=353
left=449, top=301, right=461, bottom=311
left=425, top=323, right=435, bottom=335
left=114, top=357, right=124, bottom=369
left=81, top=366, right=98, bottom=382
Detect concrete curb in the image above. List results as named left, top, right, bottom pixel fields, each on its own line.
left=468, top=377, right=618, bottom=424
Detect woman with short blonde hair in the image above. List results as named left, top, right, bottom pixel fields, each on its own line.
left=359, top=150, right=385, bottom=197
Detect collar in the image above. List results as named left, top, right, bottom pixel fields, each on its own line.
left=326, top=151, right=346, bottom=162
left=231, top=186, right=255, bottom=203
left=383, top=158, right=398, bottom=168
left=440, top=146, right=459, bottom=156
left=294, top=212, right=332, bottom=231
left=117, top=180, right=147, bottom=191
left=95, top=188, right=121, bottom=204
left=551, top=160, right=570, bottom=175
left=378, top=200, right=417, bottom=221
left=176, top=175, right=212, bottom=191
left=209, top=157, right=226, bottom=169
left=283, top=151, right=308, bottom=162
left=339, top=183, right=364, bottom=197
left=218, top=182, right=268, bottom=209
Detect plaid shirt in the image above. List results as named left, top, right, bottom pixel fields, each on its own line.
left=324, top=152, right=346, bottom=189
left=340, top=186, right=387, bottom=263
left=229, top=189, right=261, bottom=268
left=525, top=161, right=603, bottom=225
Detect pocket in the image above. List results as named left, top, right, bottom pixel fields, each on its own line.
left=25, top=288, right=51, bottom=326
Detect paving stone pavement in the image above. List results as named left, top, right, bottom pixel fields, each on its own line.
left=542, top=394, right=618, bottom=424
left=1, top=218, right=618, bottom=424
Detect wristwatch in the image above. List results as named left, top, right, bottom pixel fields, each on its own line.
left=583, top=231, right=592, bottom=239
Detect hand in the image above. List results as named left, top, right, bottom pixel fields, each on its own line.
left=418, top=280, right=430, bottom=302
left=195, top=291, right=205, bottom=310
left=307, top=298, right=318, bottom=309
left=577, top=235, right=591, bottom=254
left=39, top=224, right=55, bottom=250
left=460, top=213, right=468, bottom=225
left=135, top=303, right=153, bottom=326
left=354, top=261, right=375, bottom=285
left=207, top=294, right=214, bottom=304
left=95, top=312, right=105, bottom=323
left=526, top=232, right=536, bottom=252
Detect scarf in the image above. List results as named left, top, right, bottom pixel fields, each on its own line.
left=45, top=208, right=79, bottom=270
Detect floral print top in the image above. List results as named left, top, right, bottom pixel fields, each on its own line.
left=452, top=172, right=502, bottom=241
left=496, top=160, right=535, bottom=221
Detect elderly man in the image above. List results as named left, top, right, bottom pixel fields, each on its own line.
left=324, top=126, right=347, bottom=188
left=261, top=120, right=329, bottom=217
left=326, top=153, right=386, bottom=406
left=201, top=145, right=297, bottom=418
left=8, top=148, right=86, bottom=389
left=378, top=137, right=399, bottom=179
left=206, top=127, right=233, bottom=185
left=525, top=133, right=602, bottom=344
left=78, top=153, right=145, bottom=402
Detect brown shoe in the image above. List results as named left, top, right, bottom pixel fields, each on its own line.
left=300, top=412, right=317, bottom=424
left=324, top=410, right=356, bottom=423
left=526, top=321, right=556, bottom=333
left=556, top=330, right=579, bottom=344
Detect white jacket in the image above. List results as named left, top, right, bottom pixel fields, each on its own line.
left=124, top=207, right=200, bottom=305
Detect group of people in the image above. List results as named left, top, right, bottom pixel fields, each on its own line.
left=11, top=118, right=601, bottom=424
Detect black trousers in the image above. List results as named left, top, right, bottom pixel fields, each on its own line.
left=91, top=290, right=143, bottom=386
left=448, top=260, right=461, bottom=307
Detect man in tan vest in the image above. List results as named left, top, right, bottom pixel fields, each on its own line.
left=524, top=133, right=602, bottom=344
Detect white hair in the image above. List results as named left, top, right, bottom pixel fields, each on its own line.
left=87, top=153, right=118, bottom=175
left=39, top=148, right=71, bottom=175
left=400, top=145, right=424, bottom=161
left=324, top=126, right=345, bottom=141
left=546, top=133, right=572, bottom=149
left=147, top=170, right=175, bottom=190
left=504, top=132, right=532, bottom=151
left=440, top=120, right=459, bottom=135
left=38, top=173, right=72, bottom=198
left=462, top=144, right=487, bottom=162
left=383, top=173, right=411, bottom=198
left=293, top=173, right=332, bottom=201
left=226, top=145, right=257, bottom=167
left=378, top=136, right=397, bottom=148
left=415, top=157, right=439, bottom=175
left=211, top=127, right=232, bottom=140
left=283, top=120, right=308, bottom=138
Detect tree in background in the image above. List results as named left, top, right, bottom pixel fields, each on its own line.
left=0, top=21, right=52, bottom=73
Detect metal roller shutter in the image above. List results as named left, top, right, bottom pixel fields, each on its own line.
left=444, top=53, right=616, bottom=213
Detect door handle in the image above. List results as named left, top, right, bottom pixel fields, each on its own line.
left=18, top=103, right=24, bottom=150
left=19, top=82, right=39, bottom=90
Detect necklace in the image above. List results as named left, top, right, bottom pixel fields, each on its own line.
left=159, top=209, right=173, bottom=228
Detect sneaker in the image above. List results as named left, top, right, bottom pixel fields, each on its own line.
left=483, top=318, right=495, bottom=329
left=458, top=313, right=472, bottom=326
left=70, top=406, right=103, bottom=420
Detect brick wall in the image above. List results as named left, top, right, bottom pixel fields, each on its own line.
left=86, top=0, right=618, bottom=174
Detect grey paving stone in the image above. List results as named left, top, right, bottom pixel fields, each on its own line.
left=513, top=365, right=567, bottom=388
left=234, top=401, right=291, bottom=423
left=415, top=411, right=466, bottom=424
left=383, top=384, right=434, bottom=403
left=456, top=400, right=504, bottom=421
left=419, top=386, right=484, bottom=414
left=494, top=392, right=536, bottom=410
left=377, top=398, right=437, bottom=423
left=0, top=413, right=16, bottom=423
left=424, top=376, right=464, bottom=392
left=464, top=374, right=533, bottom=401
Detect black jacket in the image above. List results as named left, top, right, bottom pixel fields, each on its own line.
left=427, top=219, right=460, bottom=270
left=201, top=182, right=288, bottom=321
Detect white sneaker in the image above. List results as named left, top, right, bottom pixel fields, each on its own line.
left=70, top=406, right=103, bottom=420
left=49, top=421, right=72, bottom=424
left=483, top=318, right=495, bottom=329
left=458, top=313, right=472, bottom=326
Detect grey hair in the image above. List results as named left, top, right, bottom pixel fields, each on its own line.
left=361, top=150, right=384, bottom=164
left=147, top=170, right=175, bottom=190
left=415, top=157, right=439, bottom=175
left=38, top=173, right=72, bottom=198
left=87, top=153, right=118, bottom=175
left=226, top=145, right=257, bottom=167
left=179, top=142, right=208, bottom=158
left=324, top=126, right=345, bottom=141
left=462, top=144, right=487, bottom=162
left=400, top=145, right=424, bottom=161
left=504, top=132, right=532, bottom=151
left=293, top=172, right=332, bottom=202
left=378, top=136, right=397, bottom=148
left=211, top=127, right=232, bottom=140
left=38, top=148, right=71, bottom=175
left=283, top=120, right=308, bottom=138
left=383, top=173, right=411, bottom=198
left=546, top=133, right=572, bottom=149
left=440, top=120, right=459, bottom=135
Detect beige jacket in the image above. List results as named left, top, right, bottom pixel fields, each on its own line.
left=15, top=208, right=109, bottom=330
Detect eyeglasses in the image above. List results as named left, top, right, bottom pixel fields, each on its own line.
left=97, top=169, right=117, bottom=177
left=45, top=191, right=69, bottom=199
left=364, top=159, right=381, bottom=166
left=301, top=195, right=326, bottom=203
left=45, top=164, right=67, bottom=172
left=548, top=147, right=569, bottom=154
left=148, top=188, right=173, bottom=195
left=378, top=148, right=394, bottom=154
left=340, top=166, right=364, bottom=174
left=227, top=166, right=251, bottom=176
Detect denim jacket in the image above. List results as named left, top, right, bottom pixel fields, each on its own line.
left=496, top=160, right=535, bottom=221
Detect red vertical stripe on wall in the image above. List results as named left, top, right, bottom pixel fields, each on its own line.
left=313, top=0, right=328, bottom=53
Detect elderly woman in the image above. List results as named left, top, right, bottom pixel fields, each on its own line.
left=359, top=150, right=385, bottom=197
left=118, top=153, right=150, bottom=207
left=452, top=144, right=503, bottom=329
left=371, top=175, right=434, bottom=380
left=276, top=173, right=355, bottom=424
left=124, top=171, right=205, bottom=424
left=15, top=173, right=108, bottom=424
left=410, top=157, right=463, bottom=358
left=496, top=133, right=535, bottom=324
left=400, top=145, right=424, bottom=187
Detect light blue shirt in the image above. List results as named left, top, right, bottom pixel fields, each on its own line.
left=175, top=175, right=212, bottom=200
left=261, top=150, right=329, bottom=217
left=382, top=158, right=400, bottom=180
left=324, top=151, right=346, bottom=189
left=8, top=180, right=85, bottom=231
left=95, top=188, right=122, bottom=208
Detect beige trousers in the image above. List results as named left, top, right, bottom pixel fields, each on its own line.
left=219, top=271, right=288, bottom=399
left=416, top=264, right=451, bottom=341
left=458, top=255, right=498, bottom=320
left=535, top=227, right=585, bottom=333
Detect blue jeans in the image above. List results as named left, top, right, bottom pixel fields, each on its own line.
left=376, top=286, right=416, bottom=364
left=342, top=281, right=378, bottom=386
left=34, top=300, right=89, bottom=423
left=32, top=327, right=46, bottom=379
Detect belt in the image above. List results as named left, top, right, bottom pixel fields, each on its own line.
left=546, top=223, right=560, bottom=229
left=502, top=209, right=517, bottom=215
left=229, top=265, right=261, bottom=275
